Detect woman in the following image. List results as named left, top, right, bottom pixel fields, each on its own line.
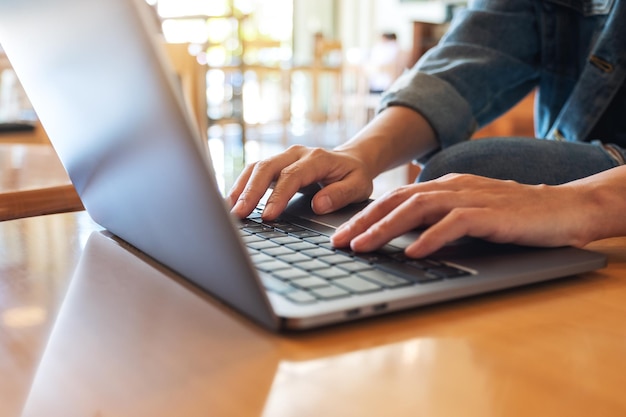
left=229, top=0, right=626, bottom=258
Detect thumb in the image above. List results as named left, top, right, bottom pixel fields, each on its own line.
left=311, top=176, right=373, bottom=215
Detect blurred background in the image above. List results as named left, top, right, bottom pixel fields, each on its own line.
left=0, top=0, right=532, bottom=196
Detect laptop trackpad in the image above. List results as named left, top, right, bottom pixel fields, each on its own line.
left=283, top=189, right=370, bottom=228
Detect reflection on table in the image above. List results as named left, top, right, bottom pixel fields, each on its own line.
left=0, top=143, right=70, bottom=192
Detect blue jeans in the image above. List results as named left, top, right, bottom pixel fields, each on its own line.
left=418, top=137, right=626, bottom=184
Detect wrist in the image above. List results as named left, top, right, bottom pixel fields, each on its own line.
left=334, top=106, right=438, bottom=177
left=564, top=168, right=626, bottom=244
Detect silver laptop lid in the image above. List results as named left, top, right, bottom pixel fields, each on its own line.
left=0, top=0, right=280, bottom=330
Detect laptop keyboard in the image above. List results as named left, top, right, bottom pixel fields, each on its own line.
left=239, top=209, right=471, bottom=304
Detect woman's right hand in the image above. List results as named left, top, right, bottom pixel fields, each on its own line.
left=227, top=144, right=376, bottom=220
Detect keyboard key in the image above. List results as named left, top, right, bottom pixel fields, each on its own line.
left=273, top=269, right=309, bottom=281
left=354, top=252, right=393, bottom=264
left=293, top=259, right=332, bottom=271
left=266, top=222, right=306, bottom=234
left=334, top=246, right=356, bottom=256
left=289, top=230, right=320, bottom=238
left=263, top=246, right=296, bottom=257
left=301, top=247, right=336, bottom=258
left=278, top=253, right=311, bottom=263
left=338, top=262, right=372, bottom=273
left=311, top=285, right=350, bottom=300
left=247, top=240, right=281, bottom=250
left=285, top=290, right=317, bottom=304
left=261, top=276, right=295, bottom=294
left=291, top=276, right=329, bottom=289
left=304, top=235, right=331, bottom=244
left=285, top=241, right=318, bottom=251
left=247, top=246, right=261, bottom=255
left=241, top=234, right=265, bottom=244
left=317, top=254, right=354, bottom=265
left=256, top=260, right=292, bottom=273
left=240, top=218, right=261, bottom=227
left=257, top=231, right=289, bottom=239
left=243, top=225, right=274, bottom=233
left=250, top=252, right=274, bottom=264
left=246, top=212, right=262, bottom=220
left=333, top=276, right=382, bottom=293
left=313, top=267, right=350, bottom=280
left=271, top=236, right=302, bottom=245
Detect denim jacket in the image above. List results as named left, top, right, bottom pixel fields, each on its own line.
left=379, top=0, right=626, bottom=152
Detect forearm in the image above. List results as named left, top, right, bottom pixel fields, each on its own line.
left=378, top=0, right=540, bottom=150
left=334, top=106, right=438, bottom=178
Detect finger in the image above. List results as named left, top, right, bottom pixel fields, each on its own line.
left=331, top=186, right=413, bottom=247
left=348, top=190, right=462, bottom=252
left=262, top=151, right=338, bottom=219
left=227, top=163, right=255, bottom=209
left=231, top=152, right=303, bottom=218
left=333, top=183, right=456, bottom=248
left=419, top=172, right=488, bottom=190
left=405, top=208, right=495, bottom=258
left=262, top=169, right=322, bottom=220
left=311, top=171, right=373, bottom=215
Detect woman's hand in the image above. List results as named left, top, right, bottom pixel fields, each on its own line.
left=228, top=145, right=376, bottom=220
left=331, top=173, right=604, bottom=258
left=228, top=106, right=439, bottom=221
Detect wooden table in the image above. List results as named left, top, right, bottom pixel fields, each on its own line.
left=0, top=143, right=70, bottom=192
left=0, top=211, right=625, bottom=417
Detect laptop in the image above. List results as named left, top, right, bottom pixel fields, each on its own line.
left=0, top=0, right=607, bottom=331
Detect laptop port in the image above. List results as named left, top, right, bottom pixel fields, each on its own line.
left=372, top=303, right=388, bottom=313
left=345, top=308, right=361, bottom=318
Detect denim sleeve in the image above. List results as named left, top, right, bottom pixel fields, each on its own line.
left=379, top=0, right=541, bottom=151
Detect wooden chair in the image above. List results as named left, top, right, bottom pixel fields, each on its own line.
left=163, top=42, right=208, bottom=144
left=291, top=33, right=344, bottom=124
left=0, top=184, right=83, bottom=221
left=0, top=143, right=83, bottom=221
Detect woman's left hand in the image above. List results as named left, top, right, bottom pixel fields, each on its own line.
left=331, top=173, right=600, bottom=258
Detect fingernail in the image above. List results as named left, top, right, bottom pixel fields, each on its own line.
left=332, top=227, right=346, bottom=242
left=315, top=195, right=332, bottom=214
left=231, top=199, right=244, bottom=213
left=331, top=223, right=351, bottom=246
left=405, top=240, right=427, bottom=259
left=350, top=233, right=368, bottom=251
left=263, top=202, right=276, bottom=219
